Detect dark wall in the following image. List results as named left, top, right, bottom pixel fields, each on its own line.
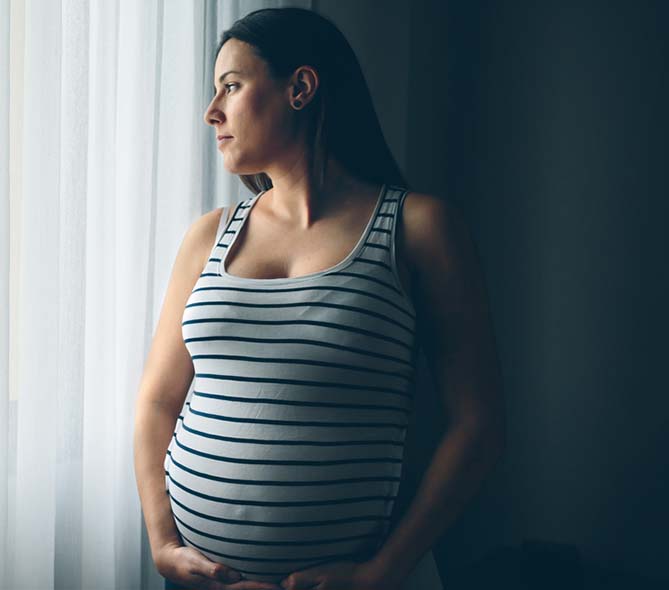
left=406, top=0, right=669, bottom=586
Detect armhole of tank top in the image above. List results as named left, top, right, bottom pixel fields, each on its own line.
left=390, top=189, right=413, bottom=302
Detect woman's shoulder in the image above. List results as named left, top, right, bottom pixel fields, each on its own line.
left=399, top=190, right=475, bottom=280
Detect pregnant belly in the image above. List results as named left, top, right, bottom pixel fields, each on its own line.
left=164, top=397, right=406, bottom=584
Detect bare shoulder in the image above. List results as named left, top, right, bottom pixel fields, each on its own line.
left=399, top=191, right=486, bottom=304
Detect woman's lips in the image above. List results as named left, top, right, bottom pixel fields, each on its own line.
left=217, top=136, right=233, bottom=143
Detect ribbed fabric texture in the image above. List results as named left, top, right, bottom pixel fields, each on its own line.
left=164, top=183, right=418, bottom=583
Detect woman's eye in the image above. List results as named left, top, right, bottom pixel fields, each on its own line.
left=211, top=83, right=238, bottom=99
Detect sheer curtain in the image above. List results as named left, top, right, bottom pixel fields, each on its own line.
left=1, top=1, right=311, bottom=588
left=1, top=1, right=444, bottom=589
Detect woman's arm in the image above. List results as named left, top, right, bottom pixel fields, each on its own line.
left=367, top=192, right=506, bottom=586
left=133, top=207, right=229, bottom=566
left=133, top=403, right=184, bottom=552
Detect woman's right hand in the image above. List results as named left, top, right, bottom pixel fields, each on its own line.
left=154, top=541, right=283, bottom=590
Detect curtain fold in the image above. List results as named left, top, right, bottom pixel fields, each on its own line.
left=2, top=1, right=311, bottom=588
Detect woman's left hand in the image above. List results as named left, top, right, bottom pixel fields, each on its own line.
left=278, top=559, right=401, bottom=590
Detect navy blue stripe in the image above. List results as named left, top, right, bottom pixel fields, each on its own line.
left=191, top=389, right=409, bottom=413
left=166, top=469, right=397, bottom=507
left=172, top=432, right=403, bottom=467
left=183, top=335, right=414, bottom=368
left=169, top=489, right=391, bottom=528
left=189, top=354, right=411, bottom=381
left=186, top=405, right=409, bottom=428
left=166, top=451, right=402, bottom=486
left=191, top=283, right=415, bottom=320
left=182, top=318, right=413, bottom=351
left=191, top=374, right=412, bottom=399
left=185, top=299, right=413, bottom=335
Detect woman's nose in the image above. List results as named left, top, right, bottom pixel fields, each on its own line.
left=204, top=107, right=223, bottom=127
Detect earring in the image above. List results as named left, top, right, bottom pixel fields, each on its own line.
left=293, top=100, right=302, bottom=109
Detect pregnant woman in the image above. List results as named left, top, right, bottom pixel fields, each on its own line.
left=133, top=7, right=505, bottom=590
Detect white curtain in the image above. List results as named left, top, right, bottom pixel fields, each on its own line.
left=1, top=1, right=312, bottom=589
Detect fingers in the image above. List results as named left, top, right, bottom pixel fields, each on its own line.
left=196, top=568, right=235, bottom=585
left=199, top=578, right=281, bottom=590
left=209, top=562, right=243, bottom=584
left=182, top=546, right=281, bottom=590
left=186, top=548, right=241, bottom=584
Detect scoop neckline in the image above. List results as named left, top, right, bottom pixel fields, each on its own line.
left=217, top=183, right=387, bottom=284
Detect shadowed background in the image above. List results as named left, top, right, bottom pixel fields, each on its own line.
left=318, top=0, right=668, bottom=587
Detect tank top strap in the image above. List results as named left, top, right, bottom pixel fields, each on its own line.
left=360, top=184, right=408, bottom=258
left=216, top=191, right=266, bottom=250
left=214, top=205, right=229, bottom=243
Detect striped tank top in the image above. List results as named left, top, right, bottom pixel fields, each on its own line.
left=164, top=183, right=418, bottom=584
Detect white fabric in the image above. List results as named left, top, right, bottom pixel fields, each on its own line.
left=0, top=1, right=442, bottom=589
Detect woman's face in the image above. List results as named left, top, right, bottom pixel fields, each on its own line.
left=203, top=39, right=297, bottom=175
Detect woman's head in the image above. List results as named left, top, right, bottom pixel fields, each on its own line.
left=203, top=7, right=409, bottom=195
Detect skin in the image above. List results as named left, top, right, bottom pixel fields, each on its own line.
left=204, top=38, right=376, bottom=228
left=202, top=39, right=412, bottom=290
left=138, top=37, right=505, bottom=590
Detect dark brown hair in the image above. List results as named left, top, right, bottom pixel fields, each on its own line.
left=214, top=7, right=409, bottom=195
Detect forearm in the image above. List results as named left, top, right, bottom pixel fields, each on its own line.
left=368, top=420, right=504, bottom=584
left=133, top=400, right=183, bottom=560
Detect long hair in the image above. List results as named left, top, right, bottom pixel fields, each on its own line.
left=214, top=7, right=410, bottom=195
